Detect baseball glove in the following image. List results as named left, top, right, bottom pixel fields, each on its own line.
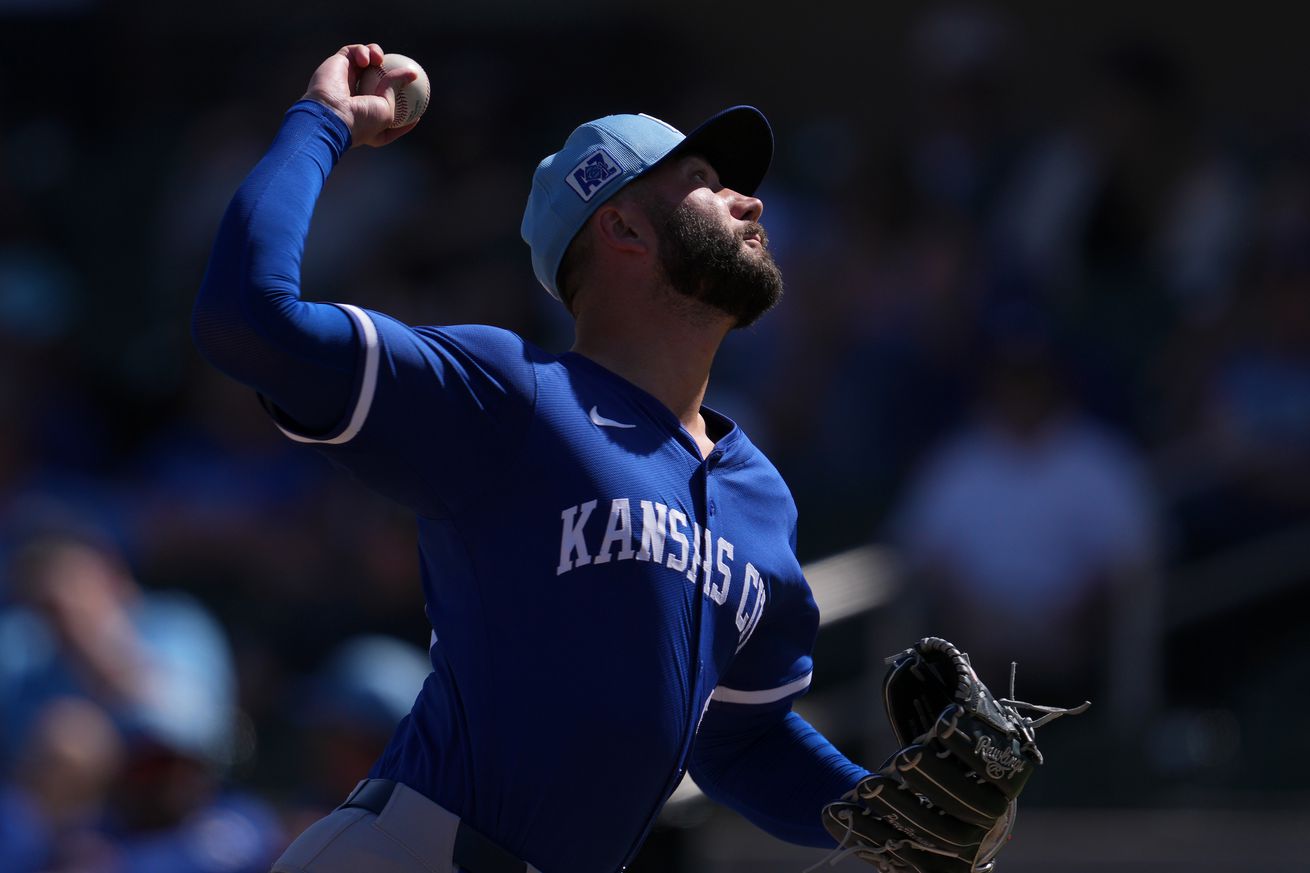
left=819, top=637, right=1089, bottom=873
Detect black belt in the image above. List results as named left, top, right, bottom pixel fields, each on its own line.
left=340, top=779, right=529, bottom=873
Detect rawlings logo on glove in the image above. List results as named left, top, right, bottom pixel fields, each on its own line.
left=973, top=736, right=1023, bottom=781
left=815, top=637, right=1089, bottom=873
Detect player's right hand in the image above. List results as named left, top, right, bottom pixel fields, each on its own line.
left=303, top=43, right=419, bottom=149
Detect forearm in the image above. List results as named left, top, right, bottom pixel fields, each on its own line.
left=192, top=100, right=360, bottom=432
left=690, top=709, right=869, bottom=848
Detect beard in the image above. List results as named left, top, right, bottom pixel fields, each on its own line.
left=651, top=199, right=784, bottom=328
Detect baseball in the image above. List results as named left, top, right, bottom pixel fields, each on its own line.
left=356, top=53, right=431, bottom=128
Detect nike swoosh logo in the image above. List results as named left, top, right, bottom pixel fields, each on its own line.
left=589, top=406, right=636, bottom=429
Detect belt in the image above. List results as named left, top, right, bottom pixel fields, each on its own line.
left=340, top=779, right=529, bottom=873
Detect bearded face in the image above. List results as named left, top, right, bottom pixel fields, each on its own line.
left=648, top=196, right=784, bottom=328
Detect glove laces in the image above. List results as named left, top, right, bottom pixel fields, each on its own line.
left=998, top=660, right=1092, bottom=732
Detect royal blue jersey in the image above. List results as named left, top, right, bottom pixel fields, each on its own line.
left=194, top=101, right=867, bottom=873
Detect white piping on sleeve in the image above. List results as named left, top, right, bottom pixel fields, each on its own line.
left=710, top=671, right=812, bottom=705
left=276, top=304, right=380, bottom=445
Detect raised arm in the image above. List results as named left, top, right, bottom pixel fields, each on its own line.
left=191, top=44, right=419, bottom=433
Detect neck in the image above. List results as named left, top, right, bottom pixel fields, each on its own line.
left=571, top=290, right=731, bottom=432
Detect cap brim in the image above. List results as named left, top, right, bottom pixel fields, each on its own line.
left=657, top=105, right=774, bottom=195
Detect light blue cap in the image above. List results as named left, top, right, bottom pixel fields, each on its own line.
left=521, top=106, right=774, bottom=300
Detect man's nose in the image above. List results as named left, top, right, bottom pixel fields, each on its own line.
left=729, top=191, right=764, bottom=223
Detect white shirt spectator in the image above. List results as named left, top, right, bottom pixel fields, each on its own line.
left=895, top=413, right=1157, bottom=688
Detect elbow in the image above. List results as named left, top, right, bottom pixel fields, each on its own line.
left=189, top=312, right=223, bottom=372
left=190, top=272, right=258, bottom=382
left=190, top=277, right=230, bottom=368
left=190, top=260, right=285, bottom=379
left=190, top=316, right=235, bottom=382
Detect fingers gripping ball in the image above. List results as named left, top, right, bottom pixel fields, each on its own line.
left=355, top=53, right=430, bottom=128
left=821, top=637, right=1090, bottom=873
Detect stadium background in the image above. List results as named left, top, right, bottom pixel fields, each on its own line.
left=1, top=0, right=1308, bottom=869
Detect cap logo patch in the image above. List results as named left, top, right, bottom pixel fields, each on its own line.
left=566, top=148, right=622, bottom=201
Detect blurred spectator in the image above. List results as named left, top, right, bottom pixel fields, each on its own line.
left=280, top=635, right=432, bottom=836
left=993, top=40, right=1248, bottom=311
left=0, top=533, right=154, bottom=760
left=890, top=315, right=1159, bottom=718
left=990, top=39, right=1249, bottom=440
left=0, top=530, right=283, bottom=871
left=1166, top=254, right=1310, bottom=553
left=95, top=738, right=282, bottom=873
left=0, top=697, right=122, bottom=873
left=780, top=213, right=981, bottom=554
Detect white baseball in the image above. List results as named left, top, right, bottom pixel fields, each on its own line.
left=355, top=53, right=431, bottom=128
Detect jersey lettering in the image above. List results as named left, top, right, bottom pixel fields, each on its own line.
left=686, top=522, right=703, bottom=584
left=557, top=500, right=598, bottom=575
left=594, top=498, right=636, bottom=564
left=556, top=498, right=768, bottom=650
left=635, top=500, right=667, bottom=563
left=666, top=509, right=690, bottom=573
left=737, top=562, right=761, bottom=633
left=736, top=562, right=767, bottom=652
left=707, top=537, right=732, bottom=605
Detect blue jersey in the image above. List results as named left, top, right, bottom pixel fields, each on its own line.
left=193, top=101, right=867, bottom=873
left=271, top=310, right=819, bottom=870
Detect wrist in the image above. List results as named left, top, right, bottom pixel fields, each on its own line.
left=286, top=99, right=353, bottom=154
left=304, top=93, right=350, bottom=124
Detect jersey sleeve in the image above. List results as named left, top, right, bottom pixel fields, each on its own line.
left=192, top=100, right=362, bottom=436
left=710, top=546, right=819, bottom=710
left=267, top=312, right=541, bottom=518
left=690, top=709, right=868, bottom=847
left=692, top=519, right=867, bottom=847
left=191, top=100, right=541, bottom=517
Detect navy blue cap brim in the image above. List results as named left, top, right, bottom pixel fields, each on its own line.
left=655, top=105, right=773, bottom=195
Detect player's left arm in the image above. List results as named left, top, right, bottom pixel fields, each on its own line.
left=690, top=702, right=869, bottom=847
left=689, top=520, right=870, bottom=847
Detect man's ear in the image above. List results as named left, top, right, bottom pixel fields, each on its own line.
left=592, top=197, right=653, bottom=256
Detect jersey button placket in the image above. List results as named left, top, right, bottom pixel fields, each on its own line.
left=706, top=450, right=721, bottom=514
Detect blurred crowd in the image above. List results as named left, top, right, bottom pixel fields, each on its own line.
left=2, top=2, right=1309, bottom=870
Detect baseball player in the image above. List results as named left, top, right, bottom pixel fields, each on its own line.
left=195, top=44, right=1056, bottom=873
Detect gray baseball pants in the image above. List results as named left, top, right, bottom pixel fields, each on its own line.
left=271, top=779, right=542, bottom=873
